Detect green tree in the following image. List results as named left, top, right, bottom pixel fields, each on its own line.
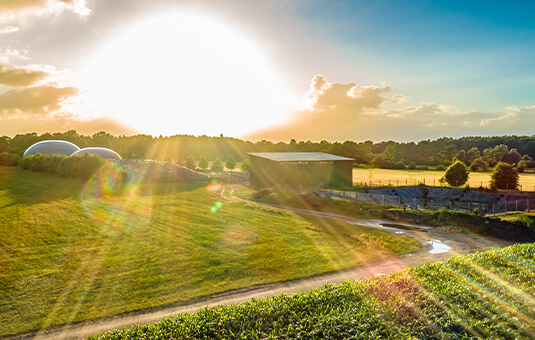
left=211, top=159, right=223, bottom=172
left=241, top=159, right=250, bottom=172
left=185, top=156, right=196, bottom=170
left=490, top=162, right=519, bottom=190
left=225, top=156, right=237, bottom=170
left=517, top=160, right=527, bottom=173
left=439, top=160, right=468, bottom=187
left=469, top=157, right=489, bottom=172
left=198, top=156, right=208, bottom=170
left=407, top=161, right=417, bottom=170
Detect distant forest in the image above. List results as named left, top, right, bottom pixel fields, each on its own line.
left=1, top=131, right=535, bottom=168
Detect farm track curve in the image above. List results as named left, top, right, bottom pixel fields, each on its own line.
left=16, top=185, right=513, bottom=340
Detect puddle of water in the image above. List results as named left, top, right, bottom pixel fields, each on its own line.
left=395, top=231, right=404, bottom=234
left=428, top=240, right=451, bottom=254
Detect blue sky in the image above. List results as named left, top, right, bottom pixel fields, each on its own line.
left=0, top=0, right=534, bottom=141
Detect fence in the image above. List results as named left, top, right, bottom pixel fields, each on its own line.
left=352, top=179, right=528, bottom=191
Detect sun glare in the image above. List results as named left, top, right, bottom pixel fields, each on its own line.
left=77, top=10, right=290, bottom=137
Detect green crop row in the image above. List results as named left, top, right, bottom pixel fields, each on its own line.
left=90, top=243, right=535, bottom=340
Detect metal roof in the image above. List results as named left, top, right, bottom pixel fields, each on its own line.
left=247, top=152, right=355, bottom=162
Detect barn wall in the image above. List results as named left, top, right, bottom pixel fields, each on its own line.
left=250, top=156, right=353, bottom=188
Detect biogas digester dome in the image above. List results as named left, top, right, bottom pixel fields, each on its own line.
left=73, top=147, right=122, bottom=160
left=23, top=140, right=80, bottom=158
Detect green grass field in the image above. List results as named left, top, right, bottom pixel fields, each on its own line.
left=353, top=168, right=535, bottom=190
left=91, top=243, right=535, bottom=339
left=0, top=166, right=418, bottom=337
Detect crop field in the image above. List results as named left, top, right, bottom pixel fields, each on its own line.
left=0, top=166, right=418, bottom=337
left=353, top=168, right=535, bottom=191
left=91, top=243, right=535, bottom=339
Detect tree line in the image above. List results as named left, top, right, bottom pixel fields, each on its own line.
left=1, top=131, right=535, bottom=168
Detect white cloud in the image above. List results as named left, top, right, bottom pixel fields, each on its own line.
left=0, top=25, right=19, bottom=34
left=0, top=0, right=91, bottom=23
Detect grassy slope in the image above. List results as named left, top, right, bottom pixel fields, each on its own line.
left=0, top=166, right=418, bottom=337
left=91, top=243, right=535, bottom=339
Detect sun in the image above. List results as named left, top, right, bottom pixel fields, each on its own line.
left=77, top=10, right=290, bottom=137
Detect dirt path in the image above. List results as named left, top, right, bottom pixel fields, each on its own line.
left=19, top=186, right=512, bottom=340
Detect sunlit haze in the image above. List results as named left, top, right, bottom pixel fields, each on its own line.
left=77, top=10, right=291, bottom=137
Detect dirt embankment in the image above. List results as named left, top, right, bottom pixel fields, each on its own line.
left=384, top=210, right=535, bottom=243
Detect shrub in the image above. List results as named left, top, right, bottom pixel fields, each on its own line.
left=74, top=153, right=105, bottom=179
left=211, top=159, right=223, bottom=172
left=407, top=161, right=417, bottom=170
left=417, top=165, right=429, bottom=170
left=393, top=161, right=406, bottom=169
left=436, top=165, right=446, bottom=171
left=0, top=152, right=21, bottom=166
left=241, top=159, right=250, bottom=172
left=371, top=155, right=392, bottom=169
left=469, top=157, right=489, bottom=172
left=28, top=154, right=46, bottom=172
left=185, top=156, right=196, bottom=170
left=43, top=154, right=66, bottom=174
left=198, top=156, right=209, bottom=170
left=517, top=160, right=527, bottom=173
left=439, top=160, right=468, bottom=187
left=225, top=156, right=237, bottom=170
left=490, top=162, right=519, bottom=190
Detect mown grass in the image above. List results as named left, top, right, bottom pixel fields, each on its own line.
left=90, top=243, right=535, bottom=339
left=0, top=166, right=418, bottom=337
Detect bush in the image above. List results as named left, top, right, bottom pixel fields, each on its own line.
left=417, top=165, right=429, bottom=170
left=28, top=154, right=46, bottom=172
left=407, top=161, right=417, bottom=170
left=43, top=154, right=66, bottom=174
left=439, top=160, right=468, bottom=187
left=198, top=157, right=209, bottom=170
left=74, top=153, right=105, bottom=179
left=225, top=156, right=237, bottom=170
left=211, top=159, right=223, bottom=172
left=185, top=156, right=196, bottom=170
left=241, top=159, right=250, bottom=172
left=490, top=162, right=519, bottom=190
left=436, top=165, right=446, bottom=171
left=517, top=160, right=527, bottom=173
left=469, top=157, right=489, bottom=172
left=393, top=161, right=406, bottom=169
left=0, top=152, right=21, bottom=166
left=371, top=155, right=392, bottom=169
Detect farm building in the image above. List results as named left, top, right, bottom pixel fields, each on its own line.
left=248, top=152, right=354, bottom=188
left=23, top=140, right=80, bottom=158
left=73, top=147, right=122, bottom=160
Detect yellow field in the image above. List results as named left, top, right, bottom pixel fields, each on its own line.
left=352, top=168, right=535, bottom=192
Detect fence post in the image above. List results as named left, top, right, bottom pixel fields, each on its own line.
left=383, top=195, right=385, bottom=205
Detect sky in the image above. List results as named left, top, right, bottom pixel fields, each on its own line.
left=0, top=0, right=534, bottom=142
